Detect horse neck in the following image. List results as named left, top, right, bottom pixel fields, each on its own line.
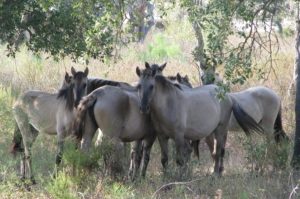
left=151, top=81, right=181, bottom=119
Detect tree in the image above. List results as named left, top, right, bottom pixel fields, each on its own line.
left=180, top=0, right=286, bottom=86
left=0, top=0, right=138, bottom=60
left=292, top=9, right=300, bottom=169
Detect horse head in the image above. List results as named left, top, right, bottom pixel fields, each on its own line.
left=70, top=67, right=89, bottom=108
left=176, top=73, right=192, bottom=88
left=136, top=62, right=167, bottom=114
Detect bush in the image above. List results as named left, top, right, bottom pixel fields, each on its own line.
left=139, top=33, right=182, bottom=61
left=47, top=171, right=78, bottom=199
left=242, top=136, right=291, bottom=172
left=282, top=27, right=294, bottom=37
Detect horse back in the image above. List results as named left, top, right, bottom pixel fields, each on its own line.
left=14, top=90, right=60, bottom=134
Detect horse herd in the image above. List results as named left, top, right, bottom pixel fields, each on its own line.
left=10, top=62, right=290, bottom=184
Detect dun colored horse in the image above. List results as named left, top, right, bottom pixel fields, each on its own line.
left=11, top=67, right=89, bottom=183
left=173, top=75, right=289, bottom=159
left=136, top=65, right=263, bottom=175
left=72, top=62, right=169, bottom=180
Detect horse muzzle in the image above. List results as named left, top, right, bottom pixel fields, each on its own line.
left=139, top=105, right=150, bottom=114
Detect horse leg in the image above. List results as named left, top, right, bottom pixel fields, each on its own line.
left=183, top=139, right=193, bottom=163
left=20, top=153, right=26, bottom=182
left=140, top=133, right=156, bottom=178
left=214, top=127, right=228, bottom=175
left=128, top=140, right=143, bottom=181
left=80, top=113, right=98, bottom=152
left=54, top=123, right=68, bottom=176
left=13, top=106, right=38, bottom=184
left=205, top=134, right=216, bottom=161
left=157, top=134, right=169, bottom=172
left=174, top=132, right=186, bottom=179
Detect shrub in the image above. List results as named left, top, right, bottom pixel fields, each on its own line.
left=139, top=33, right=182, bottom=61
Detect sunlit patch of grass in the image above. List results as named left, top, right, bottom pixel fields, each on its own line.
left=46, top=170, right=78, bottom=199
left=102, top=180, right=135, bottom=199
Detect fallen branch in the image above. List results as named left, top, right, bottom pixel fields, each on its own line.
left=151, top=178, right=204, bottom=199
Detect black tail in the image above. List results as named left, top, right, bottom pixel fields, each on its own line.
left=191, top=140, right=200, bottom=159
left=231, top=98, right=264, bottom=136
left=10, top=122, right=23, bottom=156
left=274, top=105, right=290, bottom=143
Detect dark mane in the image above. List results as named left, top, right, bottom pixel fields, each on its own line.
left=57, top=86, right=74, bottom=111
left=167, top=75, right=177, bottom=81
left=87, top=78, right=132, bottom=93
left=155, top=75, right=182, bottom=90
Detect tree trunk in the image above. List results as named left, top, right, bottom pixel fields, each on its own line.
left=291, top=20, right=300, bottom=169
left=189, top=3, right=216, bottom=85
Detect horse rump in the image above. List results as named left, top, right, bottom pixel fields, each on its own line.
left=232, top=99, right=264, bottom=136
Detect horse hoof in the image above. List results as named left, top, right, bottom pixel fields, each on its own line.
left=30, top=177, right=37, bottom=185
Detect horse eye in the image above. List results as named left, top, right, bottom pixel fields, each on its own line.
left=150, top=85, right=154, bottom=90
left=137, top=84, right=141, bottom=89
left=83, top=83, right=87, bottom=88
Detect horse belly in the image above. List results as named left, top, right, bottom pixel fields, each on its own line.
left=185, top=103, right=220, bottom=140
left=184, top=125, right=216, bottom=140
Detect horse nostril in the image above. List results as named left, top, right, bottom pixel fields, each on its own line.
left=146, top=105, right=150, bottom=112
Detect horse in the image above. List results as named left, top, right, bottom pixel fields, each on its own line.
left=136, top=65, right=264, bottom=175
left=10, top=67, right=89, bottom=184
left=194, top=86, right=290, bottom=160
left=172, top=75, right=289, bottom=160
left=229, top=87, right=289, bottom=141
left=72, top=62, right=170, bottom=180
left=168, top=73, right=193, bottom=89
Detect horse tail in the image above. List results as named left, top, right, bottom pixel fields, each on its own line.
left=72, top=93, right=97, bottom=141
left=274, top=105, right=290, bottom=143
left=191, top=140, right=200, bottom=159
left=10, top=121, right=23, bottom=156
left=231, top=98, right=264, bottom=136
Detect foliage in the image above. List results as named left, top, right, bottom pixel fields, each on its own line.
left=0, top=86, right=16, bottom=135
left=180, top=0, right=287, bottom=85
left=0, top=0, right=124, bottom=60
left=242, top=136, right=291, bottom=172
left=62, top=139, right=102, bottom=173
left=139, top=33, right=182, bottom=61
left=47, top=171, right=78, bottom=199
left=103, top=181, right=135, bottom=199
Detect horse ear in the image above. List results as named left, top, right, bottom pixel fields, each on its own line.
left=65, top=72, right=71, bottom=83
left=71, top=67, right=76, bottom=76
left=136, top=67, right=141, bottom=77
left=84, top=67, right=89, bottom=77
left=145, top=62, right=150, bottom=69
left=159, top=62, right=167, bottom=72
left=176, top=73, right=182, bottom=80
left=184, top=75, right=189, bottom=81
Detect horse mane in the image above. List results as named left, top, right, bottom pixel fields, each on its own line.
left=88, top=79, right=128, bottom=93
left=155, top=75, right=182, bottom=91
left=57, top=86, right=74, bottom=111
left=167, top=75, right=177, bottom=81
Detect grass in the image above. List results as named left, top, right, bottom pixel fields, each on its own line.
left=0, top=15, right=298, bottom=198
